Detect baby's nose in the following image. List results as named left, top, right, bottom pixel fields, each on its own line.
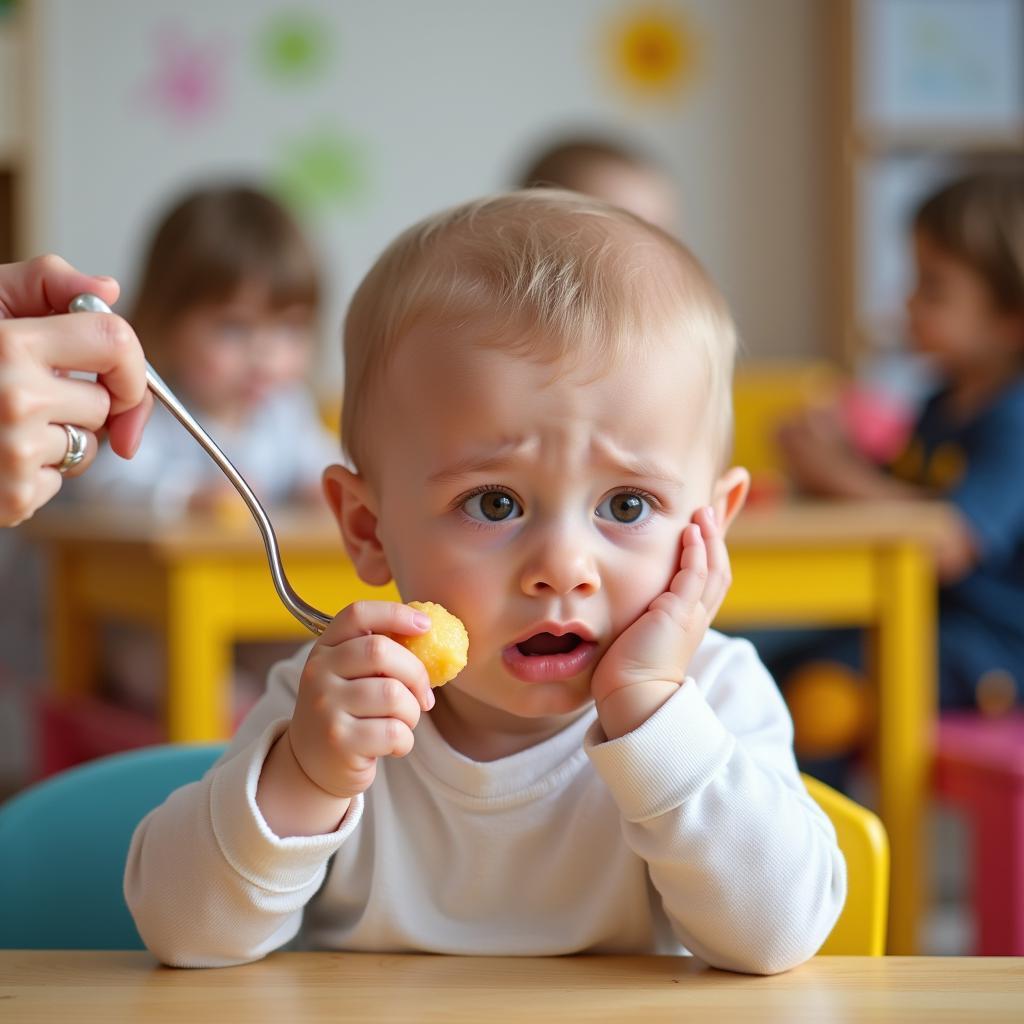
left=520, top=536, right=600, bottom=597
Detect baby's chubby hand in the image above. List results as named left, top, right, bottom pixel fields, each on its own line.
left=590, top=507, right=730, bottom=740
left=286, top=601, right=436, bottom=800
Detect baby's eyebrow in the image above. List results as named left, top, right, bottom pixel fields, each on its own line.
left=427, top=441, right=531, bottom=484
left=610, top=459, right=686, bottom=488
left=592, top=439, right=685, bottom=489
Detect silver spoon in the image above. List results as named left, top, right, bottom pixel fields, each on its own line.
left=70, top=292, right=332, bottom=636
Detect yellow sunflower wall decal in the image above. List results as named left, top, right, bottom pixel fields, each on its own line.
left=604, top=4, right=701, bottom=101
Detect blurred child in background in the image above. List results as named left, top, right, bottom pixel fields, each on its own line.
left=760, top=172, right=1024, bottom=781
left=518, top=135, right=679, bottom=234
left=72, top=184, right=337, bottom=718
left=76, top=184, right=336, bottom=516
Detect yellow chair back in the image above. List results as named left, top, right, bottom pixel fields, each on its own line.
left=732, top=362, right=840, bottom=477
left=803, top=773, right=890, bottom=955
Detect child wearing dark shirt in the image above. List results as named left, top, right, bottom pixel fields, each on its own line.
left=762, top=172, right=1024, bottom=769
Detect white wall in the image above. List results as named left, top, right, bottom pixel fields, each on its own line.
left=24, top=0, right=828, bottom=384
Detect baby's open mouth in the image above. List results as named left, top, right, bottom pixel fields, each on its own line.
left=516, top=632, right=584, bottom=657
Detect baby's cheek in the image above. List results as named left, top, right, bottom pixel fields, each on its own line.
left=390, top=551, right=484, bottom=625
left=613, top=550, right=679, bottom=626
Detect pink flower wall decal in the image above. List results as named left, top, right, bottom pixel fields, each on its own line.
left=138, top=24, right=228, bottom=127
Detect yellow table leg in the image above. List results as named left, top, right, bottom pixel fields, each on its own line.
left=871, top=541, right=937, bottom=954
left=165, top=561, right=232, bottom=742
left=49, top=549, right=99, bottom=699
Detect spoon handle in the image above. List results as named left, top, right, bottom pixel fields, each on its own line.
left=70, top=292, right=332, bottom=636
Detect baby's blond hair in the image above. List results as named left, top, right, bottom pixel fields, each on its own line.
left=342, top=189, right=736, bottom=473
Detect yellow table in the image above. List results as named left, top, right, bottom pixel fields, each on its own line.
left=1, top=952, right=1021, bottom=1023
left=718, top=499, right=954, bottom=957
left=30, top=499, right=953, bottom=955
left=30, top=505, right=395, bottom=742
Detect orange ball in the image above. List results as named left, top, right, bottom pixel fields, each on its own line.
left=785, top=661, right=870, bottom=759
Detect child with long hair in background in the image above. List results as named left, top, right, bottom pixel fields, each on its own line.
left=73, top=184, right=338, bottom=717
left=77, top=184, right=336, bottom=515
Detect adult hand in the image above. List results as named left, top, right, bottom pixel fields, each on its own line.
left=0, top=254, right=153, bottom=525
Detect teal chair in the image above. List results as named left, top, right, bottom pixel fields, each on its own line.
left=0, top=743, right=225, bottom=949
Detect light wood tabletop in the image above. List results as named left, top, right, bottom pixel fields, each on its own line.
left=1, top=952, right=1021, bottom=1023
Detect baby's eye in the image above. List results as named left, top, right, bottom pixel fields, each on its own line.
left=595, top=491, right=652, bottom=525
left=462, top=489, right=522, bottom=523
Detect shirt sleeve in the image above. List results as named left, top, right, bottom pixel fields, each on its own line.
left=946, top=402, right=1024, bottom=565
left=584, top=634, right=846, bottom=975
left=124, top=646, right=364, bottom=967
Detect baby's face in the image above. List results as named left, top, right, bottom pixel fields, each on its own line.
left=349, top=323, right=719, bottom=723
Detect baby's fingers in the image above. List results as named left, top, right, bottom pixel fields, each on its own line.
left=343, top=715, right=416, bottom=760
left=341, top=676, right=423, bottom=733
left=693, top=506, right=732, bottom=620
left=321, top=600, right=432, bottom=647
left=647, top=523, right=709, bottom=627
left=669, top=523, right=708, bottom=608
left=306, top=632, right=433, bottom=715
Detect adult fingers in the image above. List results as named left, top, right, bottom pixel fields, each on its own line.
left=43, top=375, right=113, bottom=431
left=0, top=254, right=120, bottom=319
left=106, top=391, right=154, bottom=458
left=0, top=310, right=147, bottom=418
left=30, top=468, right=64, bottom=519
left=40, top=311, right=146, bottom=416
left=0, top=463, right=63, bottom=526
left=40, top=422, right=99, bottom=478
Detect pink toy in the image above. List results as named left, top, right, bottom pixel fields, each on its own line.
left=840, top=385, right=914, bottom=465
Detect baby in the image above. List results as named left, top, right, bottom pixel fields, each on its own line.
left=125, top=190, right=845, bottom=974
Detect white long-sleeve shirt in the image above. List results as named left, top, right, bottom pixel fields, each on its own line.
left=69, top=386, right=339, bottom=515
left=125, top=631, right=845, bottom=974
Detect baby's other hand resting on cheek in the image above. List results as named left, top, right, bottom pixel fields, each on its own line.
left=590, top=506, right=731, bottom=740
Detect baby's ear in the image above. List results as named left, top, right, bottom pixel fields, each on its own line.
left=711, top=466, right=751, bottom=534
left=322, top=464, right=393, bottom=586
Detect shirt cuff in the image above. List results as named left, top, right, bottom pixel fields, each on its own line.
left=209, top=719, right=364, bottom=892
left=585, top=678, right=735, bottom=822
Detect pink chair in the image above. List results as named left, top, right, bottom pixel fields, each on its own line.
left=934, top=712, right=1024, bottom=954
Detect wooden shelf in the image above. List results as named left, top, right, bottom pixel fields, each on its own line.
left=851, top=126, right=1024, bottom=156
left=834, top=0, right=1024, bottom=366
left=0, top=16, right=22, bottom=166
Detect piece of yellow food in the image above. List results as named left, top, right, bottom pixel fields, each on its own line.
left=398, top=601, right=469, bottom=687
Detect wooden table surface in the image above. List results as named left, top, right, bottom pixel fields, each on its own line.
left=1, top=953, right=1021, bottom=1023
